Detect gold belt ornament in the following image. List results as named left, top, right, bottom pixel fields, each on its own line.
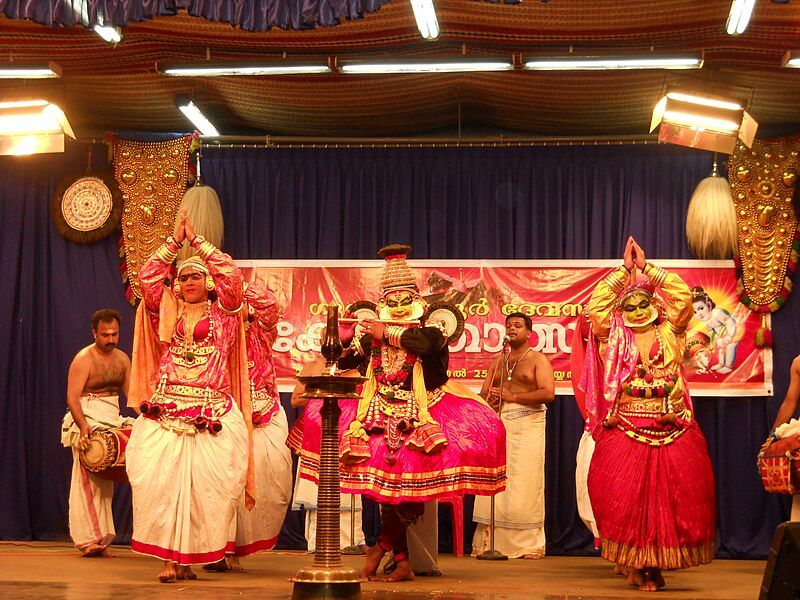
left=163, top=384, right=224, bottom=400
left=112, top=135, right=193, bottom=304
left=729, top=137, right=800, bottom=312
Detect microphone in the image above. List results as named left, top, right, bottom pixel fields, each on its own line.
left=502, top=334, right=511, bottom=346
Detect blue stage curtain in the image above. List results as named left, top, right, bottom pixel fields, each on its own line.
left=0, top=0, right=390, bottom=30
left=0, top=141, right=793, bottom=559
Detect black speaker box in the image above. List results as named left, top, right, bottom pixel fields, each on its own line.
left=761, top=521, right=800, bottom=599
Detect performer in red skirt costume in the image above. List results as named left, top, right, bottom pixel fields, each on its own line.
left=583, top=237, right=715, bottom=592
left=295, top=244, right=506, bottom=582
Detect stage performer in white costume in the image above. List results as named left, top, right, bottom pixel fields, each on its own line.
left=126, top=210, right=252, bottom=582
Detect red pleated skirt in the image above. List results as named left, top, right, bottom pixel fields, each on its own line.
left=588, top=418, right=716, bottom=570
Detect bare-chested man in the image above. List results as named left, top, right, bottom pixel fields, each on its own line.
left=60, top=309, right=133, bottom=557
left=472, top=312, right=555, bottom=559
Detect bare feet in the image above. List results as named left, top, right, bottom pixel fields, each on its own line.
left=521, top=552, right=544, bottom=560
left=158, top=561, right=177, bottom=583
left=627, top=568, right=664, bottom=592
left=79, top=543, right=107, bottom=557
left=360, top=544, right=387, bottom=579
left=227, top=557, right=244, bottom=572
left=372, top=559, right=414, bottom=582
left=203, top=558, right=229, bottom=572
left=177, top=565, right=197, bottom=580
left=646, top=568, right=665, bottom=591
left=614, top=564, right=630, bottom=576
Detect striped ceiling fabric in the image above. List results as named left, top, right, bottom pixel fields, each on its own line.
left=0, top=0, right=799, bottom=138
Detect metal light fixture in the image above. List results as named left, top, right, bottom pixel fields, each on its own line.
left=0, top=62, right=61, bottom=79
left=650, top=91, right=757, bottom=154
left=176, top=97, right=219, bottom=136
left=524, top=55, right=703, bottom=71
left=159, top=60, right=331, bottom=76
left=0, top=99, right=75, bottom=156
left=781, top=51, right=800, bottom=68
left=726, top=0, right=756, bottom=35
left=410, top=0, right=439, bottom=40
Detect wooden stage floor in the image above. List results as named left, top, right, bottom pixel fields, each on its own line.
left=1, top=542, right=764, bottom=599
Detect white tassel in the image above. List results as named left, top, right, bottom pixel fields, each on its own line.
left=685, top=160, right=738, bottom=259
left=176, top=184, right=224, bottom=261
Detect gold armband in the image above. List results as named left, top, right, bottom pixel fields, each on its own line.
left=603, top=266, right=629, bottom=294
left=155, top=239, right=179, bottom=263
left=385, top=325, right=405, bottom=347
left=217, top=299, right=244, bottom=315
left=191, top=235, right=216, bottom=261
left=643, top=262, right=667, bottom=288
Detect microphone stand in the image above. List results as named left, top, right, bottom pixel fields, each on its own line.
left=341, top=494, right=363, bottom=555
left=477, top=338, right=509, bottom=561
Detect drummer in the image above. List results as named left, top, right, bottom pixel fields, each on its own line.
left=61, top=309, right=133, bottom=557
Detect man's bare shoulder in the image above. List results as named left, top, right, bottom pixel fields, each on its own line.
left=72, top=345, right=96, bottom=364
left=792, top=354, right=800, bottom=374
left=113, top=347, right=131, bottom=364
left=530, top=350, right=552, bottom=363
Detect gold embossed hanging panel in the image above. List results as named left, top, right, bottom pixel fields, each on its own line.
left=729, top=137, right=800, bottom=313
left=113, top=135, right=192, bottom=303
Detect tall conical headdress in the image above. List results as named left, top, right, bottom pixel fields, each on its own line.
left=377, top=244, right=417, bottom=295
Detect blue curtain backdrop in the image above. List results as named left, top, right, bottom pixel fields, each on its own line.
left=0, top=140, right=794, bottom=559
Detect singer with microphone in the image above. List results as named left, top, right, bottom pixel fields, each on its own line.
left=472, top=312, right=555, bottom=560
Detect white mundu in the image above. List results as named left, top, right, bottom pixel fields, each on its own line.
left=473, top=404, right=546, bottom=558
left=292, top=469, right=364, bottom=551
left=575, top=430, right=599, bottom=539
left=232, top=406, right=293, bottom=555
left=61, top=394, right=134, bottom=550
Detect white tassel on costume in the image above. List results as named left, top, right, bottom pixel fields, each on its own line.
left=176, top=146, right=224, bottom=261
left=685, top=159, right=737, bottom=259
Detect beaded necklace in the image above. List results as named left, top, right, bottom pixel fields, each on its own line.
left=177, top=300, right=213, bottom=364
left=505, top=347, right=532, bottom=381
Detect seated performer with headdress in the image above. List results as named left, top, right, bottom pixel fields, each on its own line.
left=126, top=209, right=253, bottom=583
left=583, top=236, right=715, bottom=592
left=295, top=244, right=506, bottom=582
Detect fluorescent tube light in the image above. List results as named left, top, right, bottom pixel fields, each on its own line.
left=524, top=56, right=703, bottom=70
left=163, top=64, right=331, bottom=76
left=94, top=24, right=122, bottom=43
left=410, top=0, right=439, bottom=40
left=726, top=0, right=756, bottom=35
left=177, top=100, right=219, bottom=137
left=340, top=60, right=513, bottom=74
left=0, top=62, right=61, bottom=79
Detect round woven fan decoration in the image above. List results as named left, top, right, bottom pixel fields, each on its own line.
left=51, top=172, right=122, bottom=243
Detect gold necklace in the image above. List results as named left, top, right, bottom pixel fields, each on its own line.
left=505, top=347, right=532, bottom=381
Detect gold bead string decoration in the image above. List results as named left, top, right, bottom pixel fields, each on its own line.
left=113, top=135, right=193, bottom=304
left=728, top=136, right=800, bottom=312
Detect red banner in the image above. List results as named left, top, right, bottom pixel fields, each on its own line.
left=238, top=259, right=772, bottom=397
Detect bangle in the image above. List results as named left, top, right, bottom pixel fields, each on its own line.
left=620, top=264, right=631, bottom=274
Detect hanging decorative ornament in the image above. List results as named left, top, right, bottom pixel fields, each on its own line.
left=176, top=141, right=224, bottom=262
left=111, top=134, right=193, bottom=304
left=728, top=136, right=800, bottom=313
left=685, top=154, right=738, bottom=259
left=51, top=146, right=122, bottom=244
